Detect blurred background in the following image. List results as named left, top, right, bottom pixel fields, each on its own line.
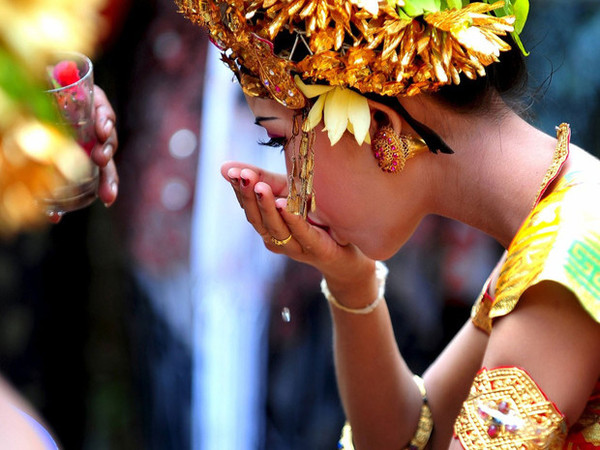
left=0, top=0, right=599, bottom=449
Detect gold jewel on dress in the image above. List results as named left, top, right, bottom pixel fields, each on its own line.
left=372, top=125, right=428, bottom=173
left=270, top=234, right=293, bottom=246
left=454, top=367, right=567, bottom=449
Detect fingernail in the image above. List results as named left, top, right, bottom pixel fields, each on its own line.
left=241, top=177, right=249, bottom=187
left=104, top=181, right=118, bottom=207
left=102, top=144, right=113, bottom=160
left=103, top=119, right=114, bottom=134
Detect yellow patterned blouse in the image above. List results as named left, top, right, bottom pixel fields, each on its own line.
left=470, top=169, right=600, bottom=448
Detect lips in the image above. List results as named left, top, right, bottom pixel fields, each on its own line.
left=307, top=215, right=329, bottom=232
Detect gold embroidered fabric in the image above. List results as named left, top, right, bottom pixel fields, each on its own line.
left=490, top=173, right=600, bottom=324
left=470, top=278, right=493, bottom=334
left=454, top=367, right=567, bottom=449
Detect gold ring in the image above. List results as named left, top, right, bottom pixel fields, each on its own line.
left=270, top=234, right=292, bottom=246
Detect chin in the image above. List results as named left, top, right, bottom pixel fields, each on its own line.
left=355, top=234, right=409, bottom=261
left=357, top=242, right=400, bottom=262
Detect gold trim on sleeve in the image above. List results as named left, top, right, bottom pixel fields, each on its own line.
left=454, top=367, right=567, bottom=449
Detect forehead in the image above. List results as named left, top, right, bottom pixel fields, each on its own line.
left=244, top=95, right=297, bottom=121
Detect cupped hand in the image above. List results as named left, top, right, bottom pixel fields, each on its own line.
left=221, top=162, right=375, bottom=283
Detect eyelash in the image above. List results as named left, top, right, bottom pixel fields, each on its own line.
left=258, top=136, right=288, bottom=152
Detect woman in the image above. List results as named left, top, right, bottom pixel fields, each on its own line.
left=178, top=0, right=600, bottom=448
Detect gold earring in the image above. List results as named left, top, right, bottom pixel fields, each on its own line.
left=372, top=126, right=428, bottom=173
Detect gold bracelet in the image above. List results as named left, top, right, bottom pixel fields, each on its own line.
left=337, top=375, right=433, bottom=450
left=407, top=375, right=433, bottom=450
left=320, top=261, right=388, bottom=315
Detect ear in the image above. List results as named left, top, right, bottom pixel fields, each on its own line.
left=367, top=99, right=405, bottom=140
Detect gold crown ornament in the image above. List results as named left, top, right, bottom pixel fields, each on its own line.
left=176, top=0, right=528, bottom=106
left=176, top=0, right=529, bottom=216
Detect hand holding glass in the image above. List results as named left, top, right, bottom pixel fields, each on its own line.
left=44, top=52, right=98, bottom=214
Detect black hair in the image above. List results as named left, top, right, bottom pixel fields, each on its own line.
left=434, top=35, right=529, bottom=114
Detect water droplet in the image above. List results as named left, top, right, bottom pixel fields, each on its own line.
left=281, top=307, right=291, bottom=322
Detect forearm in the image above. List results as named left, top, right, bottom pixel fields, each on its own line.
left=325, top=266, right=424, bottom=449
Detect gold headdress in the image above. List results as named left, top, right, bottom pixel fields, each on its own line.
left=176, top=0, right=528, bottom=106
left=176, top=0, right=528, bottom=216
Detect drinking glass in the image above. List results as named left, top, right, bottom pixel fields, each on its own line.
left=43, top=52, right=98, bottom=214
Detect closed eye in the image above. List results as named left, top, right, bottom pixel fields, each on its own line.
left=258, top=136, right=288, bottom=151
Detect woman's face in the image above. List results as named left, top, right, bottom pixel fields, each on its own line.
left=246, top=96, right=427, bottom=260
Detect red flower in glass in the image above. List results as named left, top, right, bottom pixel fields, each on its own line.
left=52, top=61, right=81, bottom=87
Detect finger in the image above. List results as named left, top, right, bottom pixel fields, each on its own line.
left=92, top=86, right=118, bottom=168
left=277, top=201, right=336, bottom=258
left=237, top=168, right=269, bottom=235
left=221, top=161, right=288, bottom=197
left=91, top=126, right=117, bottom=168
left=94, top=86, right=116, bottom=142
left=254, top=181, right=297, bottom=253
left=225, top=167, right=243, bottom=207
left=98, top=159, right=119, bottom=207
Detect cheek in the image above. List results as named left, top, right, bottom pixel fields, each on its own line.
left=312, top=160, right=378, bottom=237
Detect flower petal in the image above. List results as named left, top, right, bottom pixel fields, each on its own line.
left=304, top=93, right=326, bottom=131
left=294, top=75, right=334, bottom=98
left=454, top=27, right=500, bottom=57
left=323, top=88, right=350, bottom=146
left=346, top=90, right=370, bottom=145
left=350, top=0, right=380, bottom=16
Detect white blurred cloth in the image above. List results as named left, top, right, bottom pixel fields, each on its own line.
left=190, top=45, right=285, bottom=450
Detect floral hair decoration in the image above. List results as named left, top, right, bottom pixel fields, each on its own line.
left=176, top=0, right=529, bottom=215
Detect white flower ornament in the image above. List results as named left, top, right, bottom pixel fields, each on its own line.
left=294, top=76, right=371, bottom=146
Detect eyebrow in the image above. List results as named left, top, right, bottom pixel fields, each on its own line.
left=254, top=116, right=278, bottom=126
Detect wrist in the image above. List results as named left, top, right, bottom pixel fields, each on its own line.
left=322, top=261, right=388, bottom=314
